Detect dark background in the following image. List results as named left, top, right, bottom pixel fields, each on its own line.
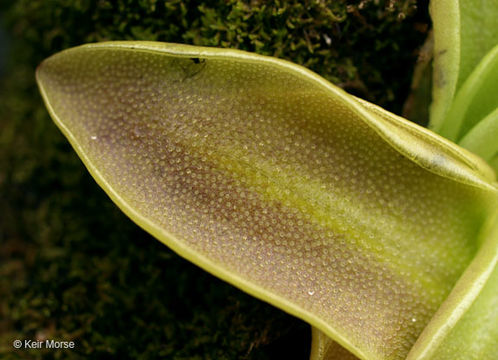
left=0, top=1, right=429, bottom=359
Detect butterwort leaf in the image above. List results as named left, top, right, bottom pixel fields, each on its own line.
left=429, top=0, right=498, bottom=132
left=430, top=261, right=498, bottom=360
left=439, top=44, right=498, bottom=143
left=311, top=96, right=498, bottom=360
left=406, top=210, right=498, bottom=360
left=36, top=42, right=498, bottom=360
left=311, top=327, right=360, bottom=360
left=459, top=108, right=498, bottom=171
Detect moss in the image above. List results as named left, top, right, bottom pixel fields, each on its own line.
left=0, top=1, right=429, bottom=358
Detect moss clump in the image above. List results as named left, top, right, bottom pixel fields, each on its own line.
left=0, top=1, right=429, bottom=358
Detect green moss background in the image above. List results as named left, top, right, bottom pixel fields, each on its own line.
left=0, top=1, right=429, bottom=359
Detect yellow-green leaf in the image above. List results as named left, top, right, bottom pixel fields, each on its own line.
left=406, top=210, right=498, bottom=360
left=311, top=96, right=498, bottom=360
left=459, top=108, right=498, bottom=170
left=36, top=42, right=498, bottom=360
left=439, top=44, right=498, bottom=142
left=429, top=0, right=498, bottom=132
left=311, top=327, right=360, bottom=360
left=432, top=261, right=498, bottom=360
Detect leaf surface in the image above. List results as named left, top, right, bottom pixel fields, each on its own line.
left=429, top=257, right=498, bottom=360
left=439, top=44, right=498, bottom=142
left=310, top=327, right=360, bottom=360
left=312, top=97, right=498, bottom=360
left=459, top=108, right=498, bottom=169
left=429, top=0, right=498, bottom=132
left=406, top=210, right=498, bottom=360
left=36, top=42, right=498, bottom=360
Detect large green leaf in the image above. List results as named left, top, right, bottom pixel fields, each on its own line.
left=439, top=44, right=498, bottom=143
left=406, top=210, right=498, bottom=360
left=36, top=42, right=498, bottom=360
left=311, top=327, right=360, bottom=360
left=429, top=0, right=498, bottom=132
left=314, top=96, right=498, bottom=360
left=426, top=253, right=498, bottom=360
left=431, top=262, right=498, bottom=360
left=459, top=108, right=498, bottom=170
